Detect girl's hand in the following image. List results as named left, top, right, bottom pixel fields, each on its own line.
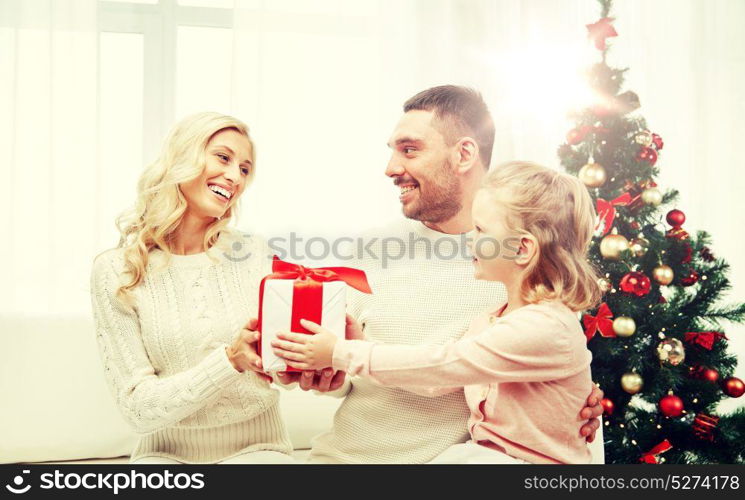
left=271, top=318, right=337, bottom=371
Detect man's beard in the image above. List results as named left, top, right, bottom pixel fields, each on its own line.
left=403, top=158, right=463, bottom=224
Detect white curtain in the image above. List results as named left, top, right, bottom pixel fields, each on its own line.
left=1, top=1, right=743, bottom=407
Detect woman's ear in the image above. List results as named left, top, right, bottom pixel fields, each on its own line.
left=515, top=235, right=538, bottom=266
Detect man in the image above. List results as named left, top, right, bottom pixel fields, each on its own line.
left=260, top=85, right=603, bottom=463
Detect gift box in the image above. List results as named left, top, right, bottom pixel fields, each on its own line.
left=258, top=257, right=372, bottom=373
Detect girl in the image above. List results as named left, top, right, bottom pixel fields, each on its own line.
left=271, top=161, right=602, bottom=464
left=91, top=112, right=294, bottom=464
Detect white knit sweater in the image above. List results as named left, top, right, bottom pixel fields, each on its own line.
left=308, top=219, right=507, bottom=464
left=90, top=230, right=292, bottom=463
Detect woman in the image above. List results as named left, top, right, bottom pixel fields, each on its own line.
left=90, top=112, right=294, bottom=464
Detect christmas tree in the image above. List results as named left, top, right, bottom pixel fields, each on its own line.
left=559, top=0, right=745, bottom=464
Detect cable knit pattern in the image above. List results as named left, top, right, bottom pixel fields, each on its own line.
left=308, top=219, right=507, bottom=464
left=90, top=229, right=292, bottom=463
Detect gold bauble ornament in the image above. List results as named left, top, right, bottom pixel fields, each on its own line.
left=641, top=187, right=663, bottom=206
left=598, top=278, right=612, bottom=293
left=630, top=238, right=649, bottom=257
left=613, top=316, right=637, bottom=337
left=656, top=337, right=686, bottom=366
left=652, top=264, right=674, bottom=286
left=621, top=372, right=644, bottom=394
left=600, top=233, right=629, bottom=260
left=635, top=130, right=653, bottom=147
left=578, top=162, right=607, bottom=188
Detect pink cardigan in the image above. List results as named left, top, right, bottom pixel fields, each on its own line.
left=332, top=300, right=593, bottom=464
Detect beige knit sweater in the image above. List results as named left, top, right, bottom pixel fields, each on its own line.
left=90, top=230, right=292, bottom=463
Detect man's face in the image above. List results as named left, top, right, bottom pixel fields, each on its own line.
left=385, top=110, right=463, bottom=223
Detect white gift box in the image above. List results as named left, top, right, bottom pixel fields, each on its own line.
left=260, top=279, right=346, bottom=373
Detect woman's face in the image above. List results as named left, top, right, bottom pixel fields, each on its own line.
left=180, top=128, right=253, bottom=220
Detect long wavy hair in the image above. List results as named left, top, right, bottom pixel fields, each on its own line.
left=112, top=112, right=256, bottom=306
left=482, top=161, right=602, bottom=312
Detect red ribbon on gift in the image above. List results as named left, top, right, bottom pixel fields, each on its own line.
left=595, top=192, right=633, bottom=236
left=639, top=440, right=673, bottom=464
left=257, top=257, right=372, bottom=372
left=583, top=302, right=615, bottom=343
left=684, top=331, right=728, bottom=350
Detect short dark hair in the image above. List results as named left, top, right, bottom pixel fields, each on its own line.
left=403, top=85, right=495, bottom=169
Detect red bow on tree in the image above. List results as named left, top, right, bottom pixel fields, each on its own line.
left=586, top=17, right=618, bottom=51
left=684, top=331, right=728, bottom=350
left=595, top=192, right=633, bottom=236
left=583, top=302, right=615, bottom=343
left=639, top=440, right=673, bottom=464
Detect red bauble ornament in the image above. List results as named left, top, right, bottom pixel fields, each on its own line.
left=637, top=146, right=658, bottom=165
left=620, top=271, right=651, bottom=297
left=659, top=393, right=684, bottom=417
left=666, top=209, right=686, bottom=228
left=680, top=269, right=700, bottom=287
left=630, top=221, right=641, bottom=231
left=722, top=377, right=745, bottom=398
left=702, top=368, right=720, bottom=383
left=651, top=133, right=664, bottom=151
left=691, top=365, right=720, bottom=383
left=600, top=398, right=615, bottom=416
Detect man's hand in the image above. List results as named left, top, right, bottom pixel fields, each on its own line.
left=276, top=368, right=347, bottom=392
left=579, top=384, right=604, bottom=442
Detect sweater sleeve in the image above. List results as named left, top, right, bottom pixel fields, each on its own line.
left=332, top=304, right=589, bottom=388
left=90, top=251, right=244, bottom=434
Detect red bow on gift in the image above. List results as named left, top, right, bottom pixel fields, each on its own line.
left=684, top=331, right=728, bottom=350
left=639, top=440, right=673, bottom=464
left=266, top=256, right=372, bottom=293
left=595, top=192, right=633, bottom=236
left=583, top=302, right=615, bottom=343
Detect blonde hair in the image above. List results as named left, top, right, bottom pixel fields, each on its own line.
left=482, top=161, right=601, bottom=312
left=112, top=111, right=255, bottom=306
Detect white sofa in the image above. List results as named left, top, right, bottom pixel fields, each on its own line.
left=0, top=316, right=603, bottom=464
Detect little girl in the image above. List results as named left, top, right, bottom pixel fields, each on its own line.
left=271, top=161, right=602, bottom=464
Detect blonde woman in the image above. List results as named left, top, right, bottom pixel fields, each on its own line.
left=90, top=112, right=294, bottom=464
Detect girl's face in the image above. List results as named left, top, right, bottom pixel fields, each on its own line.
left=469, top=188, right=522, bottom=283
left=180, top=128, right=253, bottom=220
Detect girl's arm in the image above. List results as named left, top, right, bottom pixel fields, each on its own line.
left=272, top=304, right=590, bottom=389
left=91, top=252, right=245, bottom=434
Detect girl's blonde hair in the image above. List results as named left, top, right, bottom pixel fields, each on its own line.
left=112, top=111, right=255, bottom=305
left=482, top=161, right=601, bottom=312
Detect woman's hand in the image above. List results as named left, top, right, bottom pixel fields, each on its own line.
left=344, top=314, right=365, bottom=340
left=271, top=319, right=337, bottom=371
left=226, top=318, right=272, bottom=382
